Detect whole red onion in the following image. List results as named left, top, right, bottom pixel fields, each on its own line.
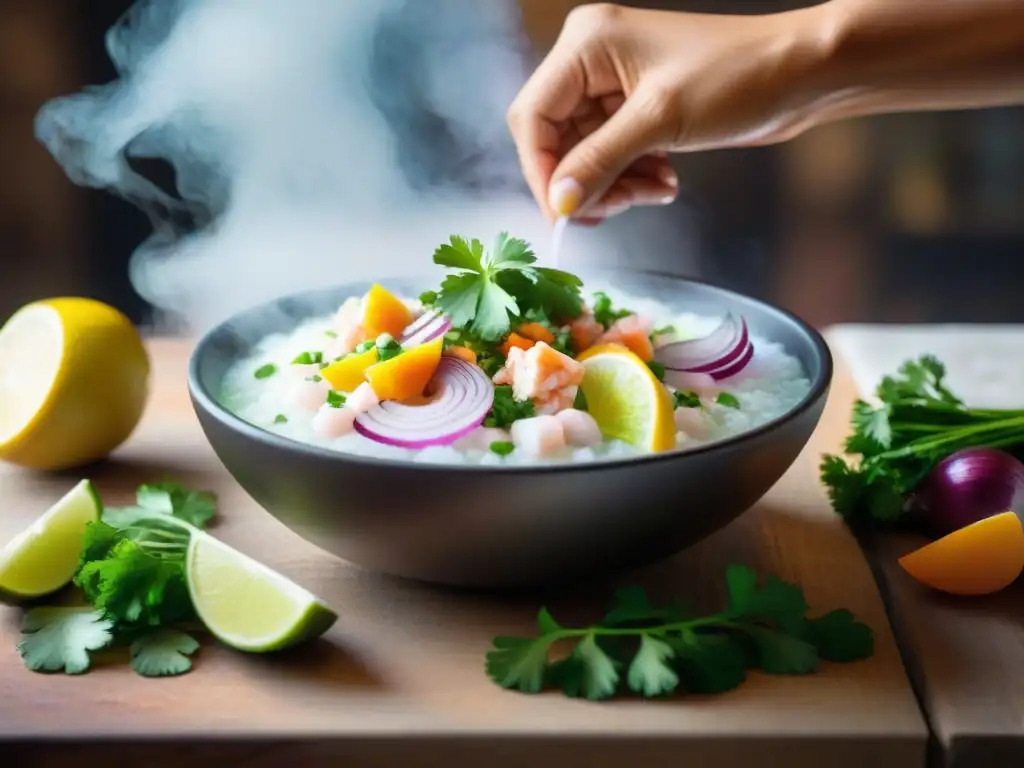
left=915, top=447, right=1024, bottom=536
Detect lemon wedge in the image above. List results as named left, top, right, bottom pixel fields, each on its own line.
left=0, top=298, right=150, bottom=470
left=0, top=479, right=101, bottom=605
left=577, top=343, right=676, bottom=452
left=186, top=534, right=337, bottom=653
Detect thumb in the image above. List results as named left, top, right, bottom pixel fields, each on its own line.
left=548, top=87, right=671, bottom=217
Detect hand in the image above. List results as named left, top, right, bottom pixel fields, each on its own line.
left=507, top=3, right=828, bottom=222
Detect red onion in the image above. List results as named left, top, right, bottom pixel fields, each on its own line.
left=354, top=357, right=493, bottom=448
left=654, top=314, right=753, bottom=379
left=400, top=310, right=452, bottom=348
left=914, top=447, right=1024, bottom=536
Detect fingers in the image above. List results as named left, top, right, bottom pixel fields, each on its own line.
left=507, top=40, right=588, bottom=220
left=548, top=84, right=675, bottom=217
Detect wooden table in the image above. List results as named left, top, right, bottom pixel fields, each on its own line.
left=828, top=324, right=1024, bottom=768
left=0, top=338, right=927, bottom=767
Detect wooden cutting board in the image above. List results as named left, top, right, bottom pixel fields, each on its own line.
left=827, top=324, right=1024, bottom=768
left=0, top=338, right=926, bottom=768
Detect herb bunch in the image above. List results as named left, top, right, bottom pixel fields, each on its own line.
left=17, top=482, right=216, bottom=678
left=820, top=355, right=1024, bottom=525
left=486, top=564, right=873, bottom=700
left=428, top=233, right=583, bottom=341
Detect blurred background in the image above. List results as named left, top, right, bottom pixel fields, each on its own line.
left=2, top=0, right=1023, bottom=330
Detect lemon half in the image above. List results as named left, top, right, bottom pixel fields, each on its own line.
left=0, top=298, right=149, bottom=470
left=577, top=343, right=676, bottom=452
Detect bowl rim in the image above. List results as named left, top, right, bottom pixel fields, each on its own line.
left=187, top=269, right=833, bottom=474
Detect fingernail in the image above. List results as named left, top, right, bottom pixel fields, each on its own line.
left=549, top=177, right=584, bottom=217
left=660, top=195, right=675, bottom=205
left=658, top=167, right=679, bottom=187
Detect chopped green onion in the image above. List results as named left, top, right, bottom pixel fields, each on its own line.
left=647, top=361, right=666, bottom=381
left=673, top=390, right=701, bottom=409
left=324, top=330, right=338, bottom=339
left=490, top=441, right=515, bottom=456
left=306, top=374, right=323, bottom=383
left=292, top=351, right=324, bottom=365
left=652, top=325, right=675, bottom=337
left=355, top=340, right=375, bottom=354
left=326, top=390, right=346, bottom=408
left=376, top=334, right=403, bottom=363
left=273, top=414, right=288, bottom=424
left=254, top=363, right=277, bottom=380
left=716, top=392, right=741, bottom=409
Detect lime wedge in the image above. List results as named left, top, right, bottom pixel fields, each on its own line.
left=0, top=479, right=101, bottom=604
left=186, top=534, right=337, bottom=652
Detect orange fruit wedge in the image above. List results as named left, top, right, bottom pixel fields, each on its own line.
left=365, top=336, right=443, bottom=402
left=362, top=284, right=414, bottom=340
left=898, top=511, right=1024, bottom=596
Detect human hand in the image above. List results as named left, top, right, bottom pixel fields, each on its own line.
left=507, top=3, right=830, bottom=222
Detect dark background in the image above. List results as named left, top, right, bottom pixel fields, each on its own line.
left=2, top=0, right=1023, bottom=330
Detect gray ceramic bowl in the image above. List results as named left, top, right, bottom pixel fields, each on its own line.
left=188, top=270, right=832, bottom=588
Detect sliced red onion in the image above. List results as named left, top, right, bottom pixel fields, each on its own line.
left=354, top=357, right=493, bottom=448
left=705, top=340, right=755, bottom=380
left=655, top=314, right=748, bottom=373
left=400, top=310, right=452, bottom=348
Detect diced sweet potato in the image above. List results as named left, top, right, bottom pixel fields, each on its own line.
left=516, top=322, right=555, bottom=345
left=365, top=336, right=443, bottom=401
left=362, top=284, right=414, bottom=339
left=320, top=347, right=379, bottom=392
left=499, top=332, right=535, bottom=357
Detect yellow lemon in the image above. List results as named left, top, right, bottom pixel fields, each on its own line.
left=0, top=298, right=149, bottom=470
left=577, top=343, right=676, bottom=452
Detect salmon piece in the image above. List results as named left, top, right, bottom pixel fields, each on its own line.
left=492, top=341, right=584, bottom=409
left=510, top=415, right=566, bottom=457
left=556, top=409, right=603, bottom=447
left=312, top=403, right=357, bottom=438
left=570, top=310, right=604, bottom=355
left=597, top=315, right=655, bottom=362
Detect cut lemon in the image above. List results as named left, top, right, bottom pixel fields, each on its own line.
left=898, top=511, right=1024, bottom=596
left=577, top=343, right=676, bottom=452
left=0, top=298, right=150, bottom=470
left=186, top=534, right=337, bottom=653
left=0, top=479, right=101, bottom=605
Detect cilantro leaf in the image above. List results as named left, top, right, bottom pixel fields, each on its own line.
left=626, top=635, right=679, bottom=697
left=484, top=385, right=535, bottom=428
left=806, top=609, right=875, bottom=662
left=74, top=521, right=195, bottom=628
left=550, top=634, right=621, bottom=700
left=103, top=482, right=217, bottom=531
left=431, top=232, right=583, bottom=340
left=484, top=565, right=874, bottom=700
left=668, top=632, right=748, bottom=694
left=485, top=635, right=555, bottom=694
left=435, top=273, right=483, bottom=330
left=18, top=607, right=114, bottom=675
left=742, top=626, right=820, bottom=675
left=592, top=291, right=632, bottom=329
left=433, top=236, right=485, bottom=271
left=130, top=629, right=200, bottom=677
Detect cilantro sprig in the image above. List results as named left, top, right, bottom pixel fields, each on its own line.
left=820, top=355, right=1024, bottom=525
left=432, top=233, right=583, bottom=341
left=484, top=385, right=535, bottom=428
left=486, top=564, right=873, bottom=700
left=16, top=482, right=217, bottom=678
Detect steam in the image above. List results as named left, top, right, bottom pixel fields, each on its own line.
left=36, top=0, right=696, bottom=333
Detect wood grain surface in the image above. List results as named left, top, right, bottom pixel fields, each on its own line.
left=0, top=339, right=926, bottom=768
left=827, top=324, right=1024, bottom=768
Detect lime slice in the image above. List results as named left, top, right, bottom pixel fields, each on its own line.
left=0, top=479, right=101, bottom=604
left=577, top=344, right=677, bottom=452
left=186, top=534, right=337, bottom=652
